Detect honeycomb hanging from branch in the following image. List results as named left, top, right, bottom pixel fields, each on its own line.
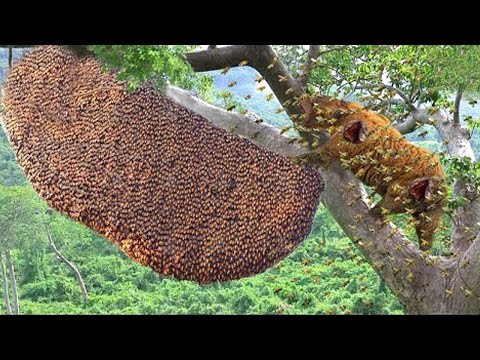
left=2, top=46, right=323, bottom=284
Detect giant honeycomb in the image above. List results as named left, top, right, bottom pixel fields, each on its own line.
left=1, top=46, right=323, bottom=284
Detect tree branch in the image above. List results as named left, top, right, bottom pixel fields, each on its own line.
left=166, top=87, right=307, bottom=158
left=299, top=45, right=320, bottom=87
left=394, top=108, right=432, bottom=135
left=186, top=46, right=305, bottom=120
left=0, top=253, right=13, bottom=315
left=358, top=84, right=417, bottom=112
left=8, top=47, right=13, bottom=67
left=298, top=45, right=348, bottom=88
left=453, top=87, right=465, bottom=124
left=43, top=219, right=88, bottom=302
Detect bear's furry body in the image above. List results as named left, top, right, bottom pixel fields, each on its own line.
left=300, top=96, right=447, bottom=250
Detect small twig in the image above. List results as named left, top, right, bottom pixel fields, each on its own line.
left=357, top=84, right=417, bottom=112
left=299, top=45, right=320, bottom=87
left=8, top=47, right=13, bottom=67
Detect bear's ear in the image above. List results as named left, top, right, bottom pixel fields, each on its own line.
left=409, top=178, right=432, bottom=201
left=343, top=120, right=368, bottom=144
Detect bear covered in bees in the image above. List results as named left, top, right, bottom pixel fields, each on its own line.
left=297, top=95, right=448, bottom=251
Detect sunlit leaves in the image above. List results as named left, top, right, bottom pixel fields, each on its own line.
left=88, top=45, right=213, bottom=96
left=442, top=156, right=480, bottom=211
left=465, top=116, right=480, bottom=137
left=300, top=45, right=480, bottom=125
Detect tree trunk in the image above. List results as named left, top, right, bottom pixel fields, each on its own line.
left=0, top=252, right=13, bottom=315
left=44, top=222, right=88, bottom=302
left=5, top=250, right=19, bottom=315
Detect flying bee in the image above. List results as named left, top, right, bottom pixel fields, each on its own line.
left=418, top=130, right=429, bottom=138
left=228, top=81, right=237, bottom=88
left=461, top=287, right=473, bottom=297
left=221, top=67, right=231, bottom=75
left=226, top=104, right=236, bottom=112
left=238, top=60, right=249, bottom=67
left=266, top=93, right=274, bottom=102
left=244, top=95, right=251, bottom=100
left=267, top=57, right=278, bottom=70
left=255, top=75, right=265, bottom=83
left=356, top=169, right=365, bottom=178
left=346, top=181, right=356, bottom=191
left=405, top=208, right=416, bottom=215
left=278, top=75, right=288, bottom=82
left=280, top=126, right=292, bottom=135
left=258, top=86, right=266, bottom=92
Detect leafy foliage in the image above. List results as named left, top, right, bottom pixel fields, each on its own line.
left=3, top=195, right=404, bottom=315
left=89, top=45, right=213, bottom=96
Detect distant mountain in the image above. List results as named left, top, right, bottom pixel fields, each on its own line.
left=207, top=67, right=292, bottom=129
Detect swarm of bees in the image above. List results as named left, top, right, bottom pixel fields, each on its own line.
left=2, top=46, right=323, bottom=284
left=297, top=95, right=448, bottom=251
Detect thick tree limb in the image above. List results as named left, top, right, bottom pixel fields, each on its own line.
left=394, top=108, right=432, bottom=135
left=186, top=45, right=253, bottom=73
left=449, top=232, right=480, bottom=313
left=166, top=86, right=307, bottom=158
left=186, top=46, right=305, bottom=119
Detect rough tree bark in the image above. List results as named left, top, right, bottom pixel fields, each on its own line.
left=0, top=252, right=13, bottom=315
left=44, top=221, right=88, bottom=303
left=4, top=249, right=19, bottom=314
